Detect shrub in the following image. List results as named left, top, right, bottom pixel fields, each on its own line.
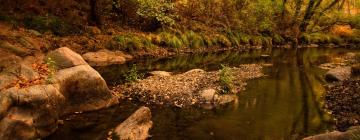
left=273, top=34, right=285, bottom=44
left=124, top=64, right=144, bottom=83
left=136, top=0, right=176, bottom=26
left=45, top=57, right=57, bottom=84
left=219, top=64, right=233, bottom=94
left=239, top=34, right=251, bottom=44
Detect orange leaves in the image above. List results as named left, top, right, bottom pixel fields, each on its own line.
left=330, top=25, right=353, bottom=37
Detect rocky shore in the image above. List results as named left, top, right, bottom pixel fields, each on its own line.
left=113, top=64, right=264, bottom=108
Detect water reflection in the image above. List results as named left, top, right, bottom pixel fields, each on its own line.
left=48, top=48, right=359, bottom=140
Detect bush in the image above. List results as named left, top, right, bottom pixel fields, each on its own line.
left=124, top=64, right=144, bottom=83
left=219, top=64, right=233, bottom=94
left=136, top=0, right=176, bottom=26
left=273, top=34, right=285, bottom=44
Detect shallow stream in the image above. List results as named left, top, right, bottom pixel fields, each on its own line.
left=47, top=48, right=360, bottom=140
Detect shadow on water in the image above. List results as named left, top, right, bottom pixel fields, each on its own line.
left=47, top=48, right=360, bottom=140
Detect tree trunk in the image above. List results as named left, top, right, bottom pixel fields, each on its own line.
left=90, top=0, right=101, bottom=25
left=299, top=0, right=317, bottom=32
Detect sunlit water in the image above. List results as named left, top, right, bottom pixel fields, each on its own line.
left=46, top=48, right=360, bottom=140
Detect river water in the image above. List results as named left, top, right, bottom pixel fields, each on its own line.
left=47, top=48, right=360, bottom=140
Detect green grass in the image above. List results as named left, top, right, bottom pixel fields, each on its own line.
left=124, top=64, right=144, bottom=83
left=219, top=64, right=233, bottom=94
left=109, top=34, right=155, bottom=51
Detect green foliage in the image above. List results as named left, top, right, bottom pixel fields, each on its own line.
left=109, top=34, right=154, bottom=51
left=184, top=31, right=204, bottom=48
left=301, top=33, right=344, bottom=44
left=45, top=57, right=57, bottom=84
left=239, top=34, right=251, bottom=44
left=124, top=64, right=144, bottom=83
left=350, top=15, right=360, bottom=29
left=136, top=0, right=176, bottom=26
left=273, top=34, right=285, bottom=44
left=216, top=34, right=232, bottom=47
left=159, top=32, right=183, bottom=48
left=219, top=64, right=233, bottom=94
left=23, top=16, right=82, bottom=36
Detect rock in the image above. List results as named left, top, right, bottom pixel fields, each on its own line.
left=27, top=29, right=42, bottom=36
left=0, top=94, right=12, bottom=119
left=0, top=51, right=22, bottom=69
left=114, top=106, right=153, bottom=140
left=0, top=85, right=65, bottom=140
left=302, top=131, right=346, bottom=140
left=303, top=126, right=360, bottom=140
left=325, top=67, right=351, bottom=82
left=0, top=41, right=31, bottom=57
left=0, top=109, right=37, bottom=140
left=52, top=65, right=118, bottom=114
left=149, top=71, right=171, bottom=77
left=199, top=89, right=217, bottom=102
left=319, top=63, right=338, bottom=70
left=216, top=94, right=238, bottom=105
left=351, top=64, right=360, bottom=76
left=46, top=47, right=87, bottom=69
left=82, top=49, right=133, bottom=66
left=260, top=54, right=271, bottom=59
left=0, top=64, right=40, bottom=90
left=309, top=44, right=319, bottom=48
left=184, top=69, right=205, bottom=74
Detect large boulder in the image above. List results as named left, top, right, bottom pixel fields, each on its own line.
left=0, top=63, right=40, bottom=90
left=303, top=126, right=360, bottom=140
left=52, top=64, right=118, bottom=114
left=0, top=47, right=120, bottom=140
left=47, top=47, right=87, bottom=69
left=0, top=85, right=64, bottom=140
left=325, top=67, right=351, bottom=82
left=82, top=49, right=133, bottom=66
left=114, top=106, right=153, bottom=140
